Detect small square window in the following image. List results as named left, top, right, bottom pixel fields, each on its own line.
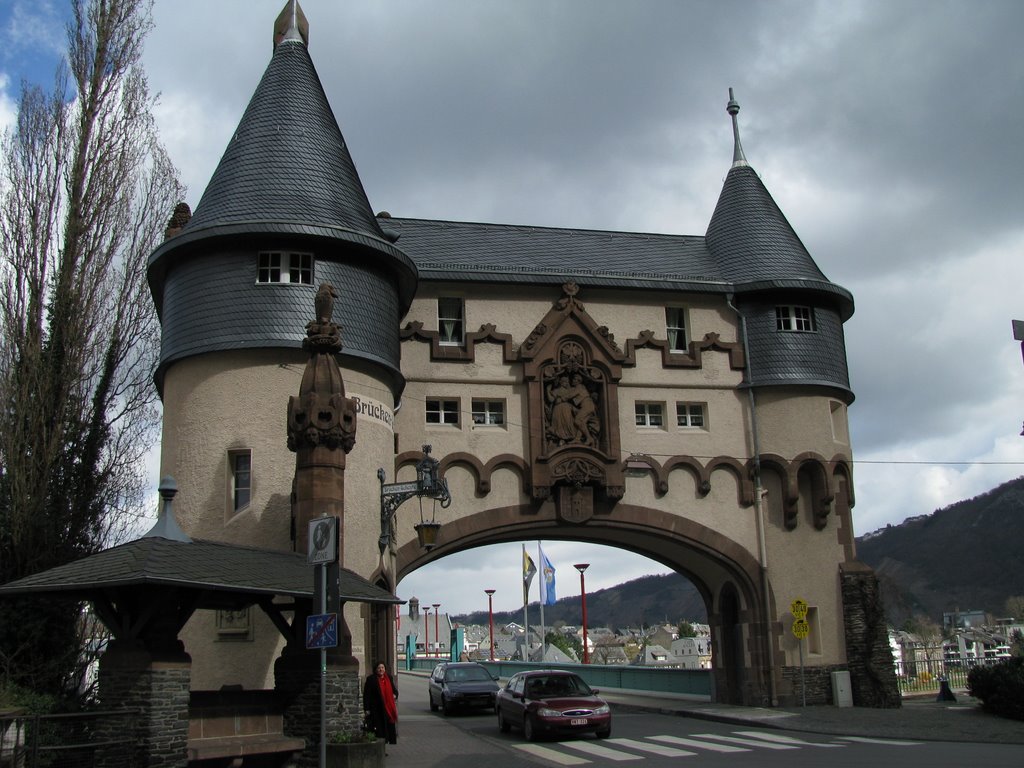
left=426, top=398, right=460, bottom=425
left=229, top=450, right=251, bottom=512
left=676, top=402, right=706, bottom=428
left=258, top=252, right=313, bottom=284
left=471, top=399, right=505, bottom=426
left=775, top=305, right=816, bottom=332
left=635, top=402, right=664, bottom=428
left=665, top=307, right=688, bottom=352
left=438, top=298, right=464, bottom=345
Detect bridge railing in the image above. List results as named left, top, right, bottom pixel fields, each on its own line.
left=403, top=656, right=712, bottom=700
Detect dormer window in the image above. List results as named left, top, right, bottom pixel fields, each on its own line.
left=775, top=305, right=815, bottom=332
left=438, top=297, right=464, bottom=345
left=258, top=251, right=313, bottom=284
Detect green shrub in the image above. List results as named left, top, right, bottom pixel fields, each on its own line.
left=967, top=657, right=1024, bottom=721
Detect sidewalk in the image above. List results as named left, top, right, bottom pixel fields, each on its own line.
left=600, top=688, right=1024, bottom=745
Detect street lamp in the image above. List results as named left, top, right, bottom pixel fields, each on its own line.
left=433, top=603, right=441, bottom=658
left=574, top=563, right=590, bottom=664
left=423, top=606, right=431, bottom=659
left=485, top=589, right=496, bottom=662
left=378, top=445, right=452, bottom=554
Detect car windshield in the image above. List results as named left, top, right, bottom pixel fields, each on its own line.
left=446, top=667, right=492, bottom=682
left=526, top=675, right=591, bottom=697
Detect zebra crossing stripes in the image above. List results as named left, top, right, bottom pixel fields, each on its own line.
left=604, top=738, right=697, bottom=757
left=559, top=741, right=643, bottom=761
left=690, top=732, right=799, bottom=749
left=512, top=743, right=590, bottom=765
left=647, top=734, right=749, bottom=752
left=732, top=730, right=845, bottom=748
left=510, top=729, right=879, bottom=764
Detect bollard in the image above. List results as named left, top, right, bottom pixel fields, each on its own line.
left=936, top=676, right=957, bottom=702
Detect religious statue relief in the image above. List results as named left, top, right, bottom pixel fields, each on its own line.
left=543, top=351, right=603, bottom=451
left=520, top=284, right=625, bottom=508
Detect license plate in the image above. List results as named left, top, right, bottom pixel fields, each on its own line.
left=570, top=718, right=588, bottom=726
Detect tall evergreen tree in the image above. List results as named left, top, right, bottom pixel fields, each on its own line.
left=0, top=0, right=181, bottom=702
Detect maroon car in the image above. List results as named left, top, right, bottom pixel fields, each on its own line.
left=496, top=670, right=611, bottom=741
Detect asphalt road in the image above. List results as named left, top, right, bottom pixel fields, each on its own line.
left=387, top=672, right=1024, bottom=768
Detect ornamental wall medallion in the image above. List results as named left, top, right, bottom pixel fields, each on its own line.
left=520, top=283, right=625, bottom=507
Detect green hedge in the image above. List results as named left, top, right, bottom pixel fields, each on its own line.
left=967, top=657, right=1024, bottom=721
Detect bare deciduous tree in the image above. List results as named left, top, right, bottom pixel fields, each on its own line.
left=0, top=0, right=182, bottom=699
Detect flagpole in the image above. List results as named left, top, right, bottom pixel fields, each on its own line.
left=522, top=543, right=530, bottom=660
left=538, top=541, right=546, bottom=659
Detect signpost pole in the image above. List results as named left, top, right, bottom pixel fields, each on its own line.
left=320, top=560, right=327, bottom=768
left=799, top=636, right=805, bottom=708
left=789, top=598, right=809, bottom=708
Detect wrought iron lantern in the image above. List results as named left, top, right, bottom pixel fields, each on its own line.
left=378, top=445, right=452, bottom=554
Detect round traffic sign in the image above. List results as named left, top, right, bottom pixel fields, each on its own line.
left=790, top=598, right=808, bottom=619
left=792, top=618, right=810, bottom=639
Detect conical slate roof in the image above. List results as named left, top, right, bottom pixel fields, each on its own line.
left=705, top=164, right=827, bottom=285
left=184, top=36, right=384, bottom=241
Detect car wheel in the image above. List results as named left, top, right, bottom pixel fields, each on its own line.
left=497, top=708, right=510, bottom=733
left=596, top=726, right=611, bottom=739
left=441, top=695, right=451, bottom=715
left=429, top=692, right=438, bottom=712
left=524, top=714, right=537, bottom=742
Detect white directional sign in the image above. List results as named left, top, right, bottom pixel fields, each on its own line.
left=308, top=517, right=338, bottom=565
left=382, top=480, right=420, bottom=495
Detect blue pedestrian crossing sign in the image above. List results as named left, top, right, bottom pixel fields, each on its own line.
left=306, top=613, right=338, bottom=649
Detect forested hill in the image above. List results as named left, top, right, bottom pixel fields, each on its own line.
left=856, top=475, right=1024, bottom=627
left=454, top=572, right=706, bottom=630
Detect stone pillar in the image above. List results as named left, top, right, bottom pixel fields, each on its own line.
left=275, top=647, right=363, bottom=768
left=95, top=640, right=191, bottom=767
left=840, top=562, right=902, bottom=707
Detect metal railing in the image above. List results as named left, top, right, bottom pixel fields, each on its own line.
left=894, top=656, right=1007, bottom=695
left=0, top=709, right=137, bottom=768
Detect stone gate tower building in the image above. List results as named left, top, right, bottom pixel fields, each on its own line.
left=148, top=1, right=896, bottom=707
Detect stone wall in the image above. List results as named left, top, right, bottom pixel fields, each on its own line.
left=96, top=644, right=191, bottom=767
left=276, top=653, right=363, bottom=768
left=780, top=664, right=846, bottom=706
left=840, top=563, right=902, bottom=708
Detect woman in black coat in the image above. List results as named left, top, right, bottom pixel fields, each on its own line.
left=363, top=661, right=399, bottom=744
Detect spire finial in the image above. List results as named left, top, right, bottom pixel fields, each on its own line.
left=727, top=88, right=748, bottom=168
left=142, top=476, right=192, bottom=542
left=274, top=0, right=309, bottom=49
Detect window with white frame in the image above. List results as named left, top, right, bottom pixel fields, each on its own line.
left=471, top=399, right=505, bottom=426
left=229, top=450, right=251, bottom=512
left=635, top=402, right=665, bottom=428
left=438, top=297, right=464, bottom=345
left=775, top=305, right=816, bottom=332
left=665, top=307, right=688, bottom=351
left=426, top=398, right=460, bottom=425
left=676, top=402, right=706, bottom=428
left=257, top=251, right=313, bottom=284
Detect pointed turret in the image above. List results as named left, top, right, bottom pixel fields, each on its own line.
left=706, top=89, right=833, bottom=288
left=706, top=89, right=854, bottom=400
left=147, top=1, right=415, bottom=396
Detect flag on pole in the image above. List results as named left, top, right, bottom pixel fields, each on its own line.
left=523, top=546, right=537, bottom=602
left=540, top=548, right=556, bottom=605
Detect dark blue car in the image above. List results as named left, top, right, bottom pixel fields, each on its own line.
left=428, top=662, right=500, bottom=715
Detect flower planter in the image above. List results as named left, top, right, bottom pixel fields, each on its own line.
left=326, top=738, right=385, bottom=768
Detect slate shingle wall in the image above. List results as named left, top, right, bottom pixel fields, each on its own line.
left=159, top=249, right=401, bottom=375
left=742, top=299, right=852, bottom=397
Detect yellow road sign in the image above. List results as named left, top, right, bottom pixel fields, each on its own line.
left=792, top=618, right=810, bottom=639
left=790, top=598, right=808, bottom=619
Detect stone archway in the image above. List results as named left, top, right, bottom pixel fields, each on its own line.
left=389, top=504, right=776, bottom=705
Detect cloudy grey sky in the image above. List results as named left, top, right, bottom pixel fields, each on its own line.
left=2, top=0, right=1022, bottom=617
